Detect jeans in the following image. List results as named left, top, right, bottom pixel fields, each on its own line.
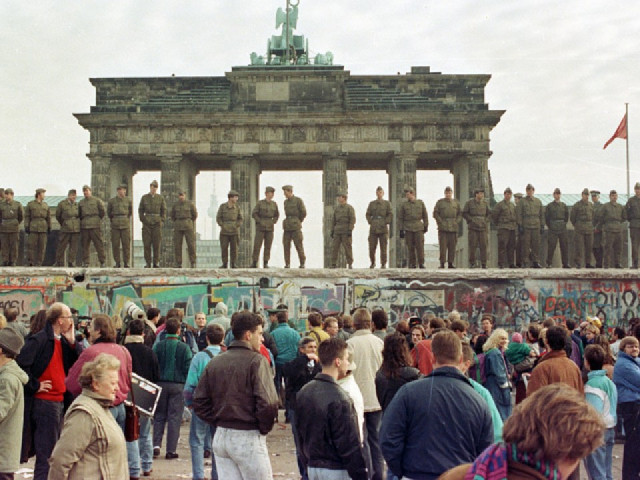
left=288, top=409, right=309, bottom=480
left=189, top=412, right=217, bottom=480
left=365, top=410, right=384, bottom=480
left=584, top=427, right=615, bottom=480
left=213, top=427, right=272, bottom=480
left=308, top=467, right=351, bottom=479
left=32, top=398, right=63, bottom=480
left=110, top=402, right=141, bottom=478
left=153, top=382, right=185, bottom=454
left=139, top=415, right=153, bottom=473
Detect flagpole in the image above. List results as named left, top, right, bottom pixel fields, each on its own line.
left=626, top=102, right=630, bottom=197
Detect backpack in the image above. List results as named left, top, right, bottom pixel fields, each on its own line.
left=469, top=352, right=487, bottom=384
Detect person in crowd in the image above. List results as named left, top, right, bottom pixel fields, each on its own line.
left=123, top=319, right=159, bottom=478
left=0, top=328, right=27, bottom=479
left=335, top=315, right=352, bottom=341
left=193, top=312, right=208, bottom=352
left=48, top=353, right=128, bottom=479
left=64, top=314, right=137, bottom=478
left=154, top=308, right=197, bottom=355
left=323, top=316, right=340, bottom=338
left=439, top=384, right=605, bottom=480
left=375, top=333, right=421, bottom=413
left=342, top=314, right=355, bottom=335
left=381, top=330, right=493, bottom=480
left=583, top=344, right=617, bottom=480
left=411, top=317, right=445, bottom=376
left=593, top=334, right=615, bottom=379
left=193, top=311, right=278, bottom=479
left=505, top=332, right=537, bottom=405
left=409, top=324, right=425, bottom=349
left=294, top=337, right=368, bottom=480
left=307, top=311, right=329, bottom=345
left=143, top=307, right=160, bottom=347
left=611, top=326, right=626, bottom=359
left=271, top=309, right=301, bottom=408
left=347, top=308, right=385, bottom=480
left=482, top=328, right=512, bottom=420
left=0, top=313, right=5, bottom=330
left=17, top=302, right=80, bottom=480
left=584, top=323, right=600, bottom=346
left=450, top=319, right=469, bottom=343
left=27, top=309, right=47, bottom=337
left=209, top=302, right=230, bottom=333
left=184, top=323, right=225, bottom=480
left=4, top=308, right=28, bottom=338
left=613, top=336, right=640, bottom=480
left=153, top=317, right=193, bottom=460
left=337, top=350, right=365, bottom=444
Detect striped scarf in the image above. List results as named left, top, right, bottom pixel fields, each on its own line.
left=464, top=443, right=561, bottom=480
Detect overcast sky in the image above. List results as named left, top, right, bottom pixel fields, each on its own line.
left=2, top=0, right=639, bottom=267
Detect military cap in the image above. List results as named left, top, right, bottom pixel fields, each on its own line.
left=590, top=190, right=600, bottom=196
left=117, top=184, right=127, bottom=190
left=404, top=186, right=415, bottom=194
left=553, top=187, right=561, bottom=194
left=282, top=185, right=293, bottom=191
left=36, top=188, right=46, bottom=194
left=178, top=190, right=186, bottom=195
left=610, top=189, right=617, bottom=195
left=82, top=184, right=91, bottom=191
left=582, top=188, right=589, bottom=196
left=227, top=190, right=239, bottom=197
left=337, top=192, right=348, bottom=198
left=474, top=187, right=485, bottom=195
left=504, top=187, right=512, bottom=194
left=635, top=182, right=640, bottom=190
left=265, top=186, right=275, bottom=193
left=444, top=186, right=453, bottom=192
left=4, top=188, right=13, bottom=195
left=376, top=186, right=384, bottom=192
left=526, top=183, right=535, bottom=190
left=67, top=189, right=76, bottom=195
left=514, top=193, right=524, bottom=198
left=150, top=180, right=159, bottom=187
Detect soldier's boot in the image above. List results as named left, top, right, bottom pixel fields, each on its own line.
left=190, top=261, right=196, bottom=268
left=124, top=263, right=130, bottom=268
left=381, top=263, right=386, bottom=269
left=263, top=261, right=269, bottom=268
left=633, top=261, right=639, bottom=269
left=532, top=262, right=542, bottom=268
left=563, top=264, right=570, bottom=268
left=230, top=263, right=236, bottom=269
left=284, top=264, right=290, bottom=268
left=586, top=264, right=594, bottom=268
left=481, top=264, right=487, bottom=269
left=115, top=263, right=121, bottom=268
left=370, top=263, right=375, bottom=269
left=439, top=262, right=445, bottom=269
left=448, top=263, right=455, bottom=269
left=419, top=264, right=425, bottom=269
left=509, top=264, right=517, bottom=268
left=68, top=262, right=75, bottom=267
left=220, top=263, right=228, bottom=268
left=145, top=263, right=151, bottom=268
left=250, top=261, right=258, bottom=268
left=348, top=264, right=353, bottom=269
left=153, top=263, right=159, bottom=268
left=299, top=263, right=305, bottom=269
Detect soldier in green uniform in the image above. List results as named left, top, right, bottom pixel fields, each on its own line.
left=398, top=187, right=428, bottom=269
left=514, top=192, right=524, bottom=267
left=516, top=184, right=544, bottom=268
left=366, top=186, right=393, bottom=269
left=491, top=187, right=517, bottom=268
left=330, top=193, right=356, bottom=268
left=591, top=190, right=604, bottom=268
left=598, top=189, right=627, bottom=268
left=282, top=185, right=306, bottom=268
left=107, top=184, right=132, bottom=268
left=251, top=186, right=279, bottom=268
left=626, top=182, right=640, bottom=268
left=0, top=188, right=23, bottom=266
left=433, top=186, right=461, bottom=268
left=545, top=187, right=569, bottom=268
left=138, top=179, right=166, bottom=268
left=171, top=190, right=198, bottom=268
left=55, top=189, right=80, bottom=267
left=24, top=188, right=50, bottom=266
left=463, top=188, right=491, bottom=268
left=79, top=185, right=106, bottom=267
left=216, top=190, right=243, bottom=268
left=570, top=188, right=594, bottom=268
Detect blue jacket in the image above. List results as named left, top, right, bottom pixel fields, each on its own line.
left=613, top=352, right=640, bottom=404
left=271, top=323, right=301, bottom=365
left=380, top=366, right=493, bottom=480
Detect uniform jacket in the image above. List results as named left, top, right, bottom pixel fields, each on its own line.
left=516, top=196, right=544, bottom=229
left=366, top=198, right=393, bottom=234
left=138, top=193, right=166, bottom=226
left=252, top=199, right=279, bottom=232
left=0, top=360, right=28, bottom=473
left=570, top=199, right=594, bottom=233
left=627, top=195, right=640, bottom=228
left=597, top=201, right=627, bottom=232
left=0, top=199, right=24, bottom=233
left=544, top=200, right=568, bottom=232
left=332, top=203, right=356, bottom=235
left=398, top=198, right=428, bottom=232
left=593, top=200, right=604, bottom=232
left=294, top=373, right=368, bottom=480
left=78, top=196, right=105, bottom=229
left=347, top=330, right=384, bottom=411
left=526, top=349, right=583, bottom=396
left=107, top=196, right=132, bottom=230
left=491, top=199, right=517, bottom=230
left=613, top=351, right=640, bottom=404
left=24, top=200, right=50, bottom=232
left=283, top=195, right=307, bottom=231
left=193, top=340, right=278, bottom=434
left=433, top=198, right=461, bottom=232
left=463, top=199, right=491, bottom=231
left=48, top=389, right=128, bottom=480
left=171, top=199, right=197, bottom=231
left=216, top=202, right=243, bottom=235
left=56, top=199, right=80, bottom=233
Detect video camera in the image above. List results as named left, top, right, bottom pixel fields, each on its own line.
left=119, top=301, right=147, bottom=344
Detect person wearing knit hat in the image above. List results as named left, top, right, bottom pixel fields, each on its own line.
left=570, top=188, right=595, bottom=268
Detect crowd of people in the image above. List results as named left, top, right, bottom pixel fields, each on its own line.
left=1, top=302, right=640, bottom=479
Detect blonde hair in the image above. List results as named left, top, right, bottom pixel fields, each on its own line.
left=584, top=323, right=600, bottom=336
left=483, top=328, right=509, bottom=352
left=78, top=353, right=121, bottom=389
left=620, top=336, right=640, bottom=351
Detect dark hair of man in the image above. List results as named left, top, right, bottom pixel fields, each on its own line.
left=584, top=344, right=605, bottom=371
left=372, top=309, right=388, bottom=330
left=614, top=326, right=626, bottom=339
left=167, top=308, right=184, bottom=321
left=546, top=326, right=567, bottom=351
left=430, top=317, right=446, bottom=330
left=318, top=337, right=348, bottom=367
left=450, top=319, right=468, bottom=333
left=165, top=317, right=181, bottom=335
left=231, top=311, right=262, bottom=339
left=381, top=333, right=412, bottom=378
left=5, top=308, right=18, bottom=323
left=634, top=324, right=640, bottom=343
left=565, top=318, right=577, bottom=331
left=206, top=323, right=225, bottom=345
left=336, top=315, right=344, bottom=329
left=461, top=344, right=475, bottom=363
left=527, top=323, right=541, bottom=341
left=92, top=314, right=117, bottom=342
left=147, top=307, right=161, bottom=321
left=46, top=303, right=66, bottom=325
left=276, top=311, right=287, bottom=324
left=308, top=311, right=323, bottom=327
left=128, top=319, right=145, bottom=335
left=353, top=308, right=372, bottom=330
left=299, top=336, right=316, bottom=349
left=431, top=330, right=462, bottom=365
left=342, top=315, right=353, bottom=329
left=542, top=317, right=555, bottom=328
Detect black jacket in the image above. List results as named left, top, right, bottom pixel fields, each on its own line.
left=125, top=342, right=159, bottom=383
left=294, top=373, right=368, bottom=480
left=282, top=353, right=321, bottom=409
left=375, top=366, right=422, bottom=411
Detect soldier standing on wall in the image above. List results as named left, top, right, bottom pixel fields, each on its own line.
left=138, top=180, right=166, bottom=268
left=107, top=184, right=132, bottom=268
left=514, top=192, right=524, bottom=267
left=251, top=186, right=279, bottom=268
left=365, top=186, right=392, bottom=269
left=0, top=188, right=24, bottom=266
left=545, top=187, right=569, bottom=268
left=282, top=185, right=306, bottom=269
left=626, top=182, right=640, bottom=268
left=433, top=186, right=461, bottom=269
left=492, top=187, right=517, bottom=268
left=516, top=184, right=544, bottom=268
left=79, top=185, right=106, bottom=268
left=398, top=186, right=428, bottom=269
left=598, top=189, right=626, bottom=268
left=463, top=188, right=491, bottom=268
left=24, top=188, right=50, bottom=267
left=216, top=190, right=243, bottom=268
left=570, top=188, right=594, bottom=268
left=55, top=189, right=80, bottom=267
left=591, top=190, right=604, bottom=268
left=171, top=190, right=198, bottom=268
left=330, top=192, right=356, bottom=268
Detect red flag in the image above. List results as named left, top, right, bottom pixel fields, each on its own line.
left=603, top=114, right=627, bottom=149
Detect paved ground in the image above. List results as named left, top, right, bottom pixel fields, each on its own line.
left=17, top=411, right=623, bottom=479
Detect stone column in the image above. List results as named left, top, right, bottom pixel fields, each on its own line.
left=388, top=154, right=417, bottom=268
left=159, top=154, right=183, bottom=267
left=322, top=154, right=348, bottom=268
left=231, top=156, right=260, bottom=267
left=87, top=154, right=112, bottom=267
